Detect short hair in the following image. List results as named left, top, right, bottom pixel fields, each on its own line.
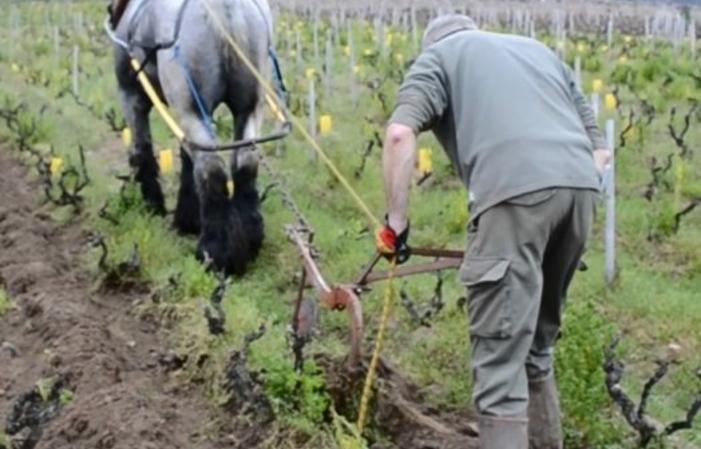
left=422, top=14, right=478, bottom=49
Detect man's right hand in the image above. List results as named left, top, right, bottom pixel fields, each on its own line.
left=593, top=149, right=612, bottom=175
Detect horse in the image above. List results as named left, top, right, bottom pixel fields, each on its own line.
left=107, top=0, right=274, bottom=276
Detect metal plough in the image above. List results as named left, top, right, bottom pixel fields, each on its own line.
left=285, top=223, right=464, bottom=374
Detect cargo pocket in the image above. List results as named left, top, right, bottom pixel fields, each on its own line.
left=459, top=257, right=513, bottom=339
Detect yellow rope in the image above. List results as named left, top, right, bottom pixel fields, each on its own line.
left=129, top=58, right=186, bottom=141
left=356, top=257, right=396, bottom=433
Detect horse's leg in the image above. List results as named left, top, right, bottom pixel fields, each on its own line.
left=230, top=101, right=265, bottom=261
left=119, top=87, right=166, bottom=216
left=173, top=144, right=200, bottom=235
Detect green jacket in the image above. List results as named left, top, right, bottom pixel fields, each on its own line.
left=389, top=29, right=604, bottom=221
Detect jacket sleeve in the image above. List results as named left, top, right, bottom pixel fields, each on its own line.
left=389, top=49, right=448, bottom=134
left=562, top=62, right=608, bottom=150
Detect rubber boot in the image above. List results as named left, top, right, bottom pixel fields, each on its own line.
left=527, top=373, right=563, bottom=449
left=478, top=414, right=528, bottom=449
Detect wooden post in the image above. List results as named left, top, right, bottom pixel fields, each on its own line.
left=308, top=77, right=317, bottom=161
left=604, top=119, right=616, bottom=288
left=574, top=56, right=582, bottom=91
left=324, top=30, right=333, bottom=97
left=54, top=26, right=60, bottom=67
left=72, top=45, right=79, bottom=96
left=591, top=93, right=600, bottom=120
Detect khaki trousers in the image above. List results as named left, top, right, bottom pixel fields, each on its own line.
left=459, top=187, right=598, bottom=417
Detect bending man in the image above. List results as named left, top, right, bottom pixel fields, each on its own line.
left=375, top=14, right=611, bottom=449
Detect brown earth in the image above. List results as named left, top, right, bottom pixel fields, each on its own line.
left=0, top=147, right=223, bottom=449
left=0, top=145, right=481, bottom=449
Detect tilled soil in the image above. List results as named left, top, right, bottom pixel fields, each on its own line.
left=0, top=148, right=220, bottom=449
left=0, top=146, right=481, bottom=449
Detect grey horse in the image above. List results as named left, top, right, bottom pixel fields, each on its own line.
left=107, top=0, right=274, bottom=276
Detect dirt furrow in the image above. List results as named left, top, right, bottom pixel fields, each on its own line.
left=0, top=148, right=218, bottom=449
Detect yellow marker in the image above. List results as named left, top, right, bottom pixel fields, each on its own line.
left=344, top=46, right=351, bottom=57
left=11, top=63, right=19, bottom=73
left=50, top=157, right=63, bottom=174
left=319, top=115, right=333, bottom=135
left=159, top=148, right=174, bottom=173
left=592, top=79, right=603, bottom=93
left=122, top=127, right=132, bottom=147
left=227, top=180, right=234, bottom=195
left=604, top=93, right=617, bottom=110
left=418, top=148, right=433, bottom=174
left=305, top=68, right=315, bottom=79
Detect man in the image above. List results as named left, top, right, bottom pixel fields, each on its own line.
left=375, top=14, right=611, bottom=449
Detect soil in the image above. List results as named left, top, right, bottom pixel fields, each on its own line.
left=0, top=148, right=221, bottom=449
left=318, top=354, right=480, bottom=449
left=0, top=146, right=481, bottom=449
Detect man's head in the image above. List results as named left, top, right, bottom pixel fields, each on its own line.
left=422, top=14, right=478, bottom=49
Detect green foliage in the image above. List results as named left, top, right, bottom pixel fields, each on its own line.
left=264, top=359, right=332, bottom=430
left=556, top=294, right=622, bottom=447
left=0, top=287, right=14, bottom=317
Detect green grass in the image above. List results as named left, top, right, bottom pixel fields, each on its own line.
left=0, top=3, right=700, bottom=448
left=0, top=286, right=14, bottom=317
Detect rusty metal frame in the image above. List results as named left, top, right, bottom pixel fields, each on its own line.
left=285, top=225, right=463, bottom=372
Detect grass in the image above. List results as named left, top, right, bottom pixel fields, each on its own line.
left=0, top=2, right=700, bottom=448
left=0, top=286, right=14, bottom=317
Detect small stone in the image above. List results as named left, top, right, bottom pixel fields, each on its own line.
left=667, top=343, right=682, bottom=363
left=48, top=353, right=62, bottom=367
left=1, top=341, right=19, bottom=357
left=127, top=341, right=136, bottom=348
left=0, top=389, right=6, bottom=397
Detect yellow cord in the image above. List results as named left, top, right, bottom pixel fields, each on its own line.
left=356, top=257, right=396, bottom=433
left=129, top=58, right=186, bottom=141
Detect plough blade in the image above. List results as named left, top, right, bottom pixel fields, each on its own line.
left=286, top=225, right=364, bottom=372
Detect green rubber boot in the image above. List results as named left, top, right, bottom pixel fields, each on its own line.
left=527, top=374, right=563, bottom=449
left=478, top=414, right=528, bottom=449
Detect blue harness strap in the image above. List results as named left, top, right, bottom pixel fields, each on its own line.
left=172, top=43, right=217, bottom=140
left=268, top=47, right=288, bottom=107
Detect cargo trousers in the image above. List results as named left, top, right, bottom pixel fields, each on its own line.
left=460, top=187, right=599, bottom=417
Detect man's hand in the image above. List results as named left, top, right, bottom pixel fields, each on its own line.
left=593, top=148, right=612, bottom=175
left=375, top=218, right=411, bottom=264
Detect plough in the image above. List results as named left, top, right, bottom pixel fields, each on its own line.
left=285, top=224, right=464, bottom=373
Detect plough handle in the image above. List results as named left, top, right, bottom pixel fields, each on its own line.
left=354, top=247, right=464, bottom=287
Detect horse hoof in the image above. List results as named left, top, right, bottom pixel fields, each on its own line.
left=195, top=209, right=250, bottom=277
left=174, top=188, right=201, bottom=235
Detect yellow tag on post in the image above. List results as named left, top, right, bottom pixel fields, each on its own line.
left=592, top=79, right=603, bottom=93
left=604, top=93, right=616, bottom=110
left=159, top=148, right=174, bottom=173
left=227, top=180, right=234, bottom=195
left=319, top=115, right=333, bottom=135
left=122, top=127, right=132, bottom=147
left=418, top=148, right=433, bottom=175
left=50, top=157, right=63, bottom=175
